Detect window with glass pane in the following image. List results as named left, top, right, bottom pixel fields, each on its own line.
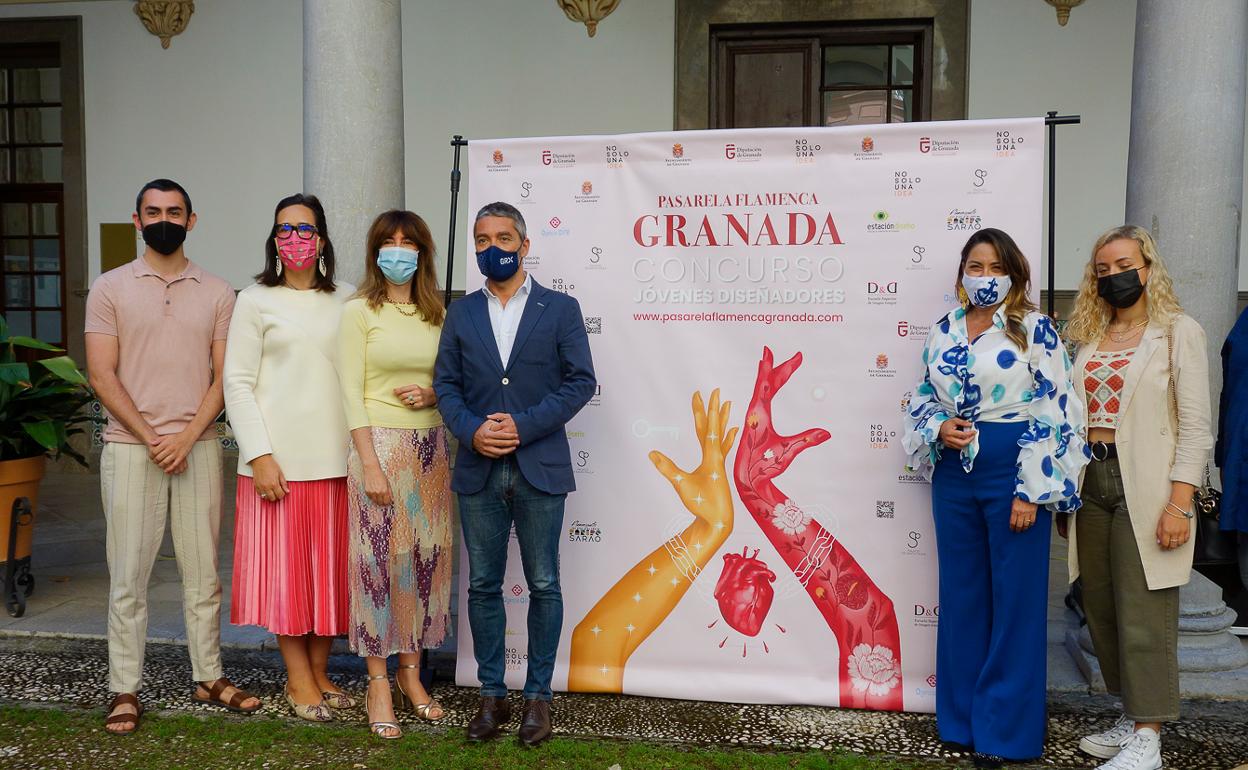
left=0, top=47, right=66, bottom=346
left=820, top=40, right=919, bottom=126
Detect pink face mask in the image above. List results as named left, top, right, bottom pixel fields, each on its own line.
left=276, top=234, right=318, bottom=271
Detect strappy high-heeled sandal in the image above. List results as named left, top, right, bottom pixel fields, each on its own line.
left=366, top=674, right=402, bottom=739
left=393, top=663, right=445, bottom=722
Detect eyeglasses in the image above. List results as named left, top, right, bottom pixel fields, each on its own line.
left=275, top=223, right=318, bottom=240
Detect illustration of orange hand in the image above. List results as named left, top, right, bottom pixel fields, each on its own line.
left=568, top=389, right=738, bottom=692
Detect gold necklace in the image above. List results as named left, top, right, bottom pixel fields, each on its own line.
left=386, top=300, right=420, bottom=317
left=1106, top=319, right=1147, bottom=342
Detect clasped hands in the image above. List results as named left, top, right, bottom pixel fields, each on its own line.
left=473, top=413, right=520, bottom=458
left=147, top=430, right=195, bottom=475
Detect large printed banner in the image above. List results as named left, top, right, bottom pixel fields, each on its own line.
left=456, top=118, right=1044, bottom=712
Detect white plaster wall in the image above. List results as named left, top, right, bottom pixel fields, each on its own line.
left=967, top=0, right=1138, bottom=291
left=3, top=0, right=1240, bottom=294
left=0, top=0, right=676, bottom=292
left=969, top=0, right=1248, bottom=294
left=399, top=0, right=677, bottom=292
left=0, top=0, right=303, bottom=288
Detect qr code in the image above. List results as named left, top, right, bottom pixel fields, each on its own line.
left=584, top=317, right=602, bottom=334
left=876, top=500, right=895, bottom=519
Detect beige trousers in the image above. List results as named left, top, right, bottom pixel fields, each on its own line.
left=101, top=440, right=224, bottom=693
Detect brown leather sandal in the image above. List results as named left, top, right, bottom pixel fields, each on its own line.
left=192, top=677, right=262, bottom=713
left=105, top=692, right=143, bottom=735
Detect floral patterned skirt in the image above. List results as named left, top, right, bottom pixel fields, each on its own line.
left=346, top=425, right=452, bottom=657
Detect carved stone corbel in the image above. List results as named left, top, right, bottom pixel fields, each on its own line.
left=558, top=0, right=620, bottom=38
left=134, top=0, right=195, bottom=49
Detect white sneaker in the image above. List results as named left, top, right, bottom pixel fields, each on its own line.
left=1079, top=714, right=1135, bottom=759
left=1097, top=728, right=1162, bottom=770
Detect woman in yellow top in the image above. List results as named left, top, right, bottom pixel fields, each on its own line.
left=338, top=210, right=449, bottom=738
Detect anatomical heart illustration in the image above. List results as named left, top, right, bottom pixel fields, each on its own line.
left=568, top=348, right=904, bottom=710
left=714, top=547, right=776, bottom=637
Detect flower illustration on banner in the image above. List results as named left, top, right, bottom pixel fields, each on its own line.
left=771, top=499, right=811, bottom=535
left=846, top=643, right=901, bottom=696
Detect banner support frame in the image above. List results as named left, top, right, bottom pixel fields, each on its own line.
left=1045, top=112, right=1081, bottom=319
left=445, top=134, right=468, bottom=308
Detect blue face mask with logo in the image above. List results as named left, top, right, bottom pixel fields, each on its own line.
left=476, top=244, right=521, bottom=282
left=377, top=246, right=419, bottom=285
left=961, top=274, right=1011, bottom=307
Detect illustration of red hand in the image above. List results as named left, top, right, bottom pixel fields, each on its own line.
left=568, top=389, right=738, bottom=692
left=733, top=347, right=903, bottom=710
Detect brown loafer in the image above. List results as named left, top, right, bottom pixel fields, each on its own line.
left=105, top=692, right=143, bottom=736
left=517, top=698, right=552, bottom=747
left=466, top=695, right=510, bottom=742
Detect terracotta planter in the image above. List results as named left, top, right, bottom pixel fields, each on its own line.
left=1, top=455, right=44, bottom=617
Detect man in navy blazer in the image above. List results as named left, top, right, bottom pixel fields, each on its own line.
left=434, top=202, right=595, bottom=746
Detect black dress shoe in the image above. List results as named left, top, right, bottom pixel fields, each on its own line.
left=466, top=696, right=510, bottom=742
left=972, top=753, right=1005, bottom=769
left=517, top=698, right=552, bottom=747
left=941, top=740, right=974, bottom=754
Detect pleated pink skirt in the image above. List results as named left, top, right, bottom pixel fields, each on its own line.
left=231, top=476, right=349, bottom=636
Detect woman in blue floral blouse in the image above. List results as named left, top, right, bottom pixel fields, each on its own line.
left=902, top=228, right=1089, bottom=767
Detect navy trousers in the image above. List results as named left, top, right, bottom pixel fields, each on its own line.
left=931, top=421, right=1050, bottom=760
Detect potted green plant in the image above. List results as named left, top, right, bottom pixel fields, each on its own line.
left=0, top=314, right=95, bottom=616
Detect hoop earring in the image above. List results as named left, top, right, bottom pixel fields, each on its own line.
left=318, top=255, right=326, bottom=277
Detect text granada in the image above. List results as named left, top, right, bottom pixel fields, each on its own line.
left=633, top=211, right=844, bottom=247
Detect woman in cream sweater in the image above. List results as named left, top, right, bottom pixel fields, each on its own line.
left=1064, top=225, right=1213, bottom=770
left=224, top=193, right=354, bottom=722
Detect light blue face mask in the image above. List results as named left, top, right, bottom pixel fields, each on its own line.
left=961, top=274, right=1012, bottom=307
left=377, top=246, right=419, bottom=285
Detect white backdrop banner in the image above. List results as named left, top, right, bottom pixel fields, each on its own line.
left=455, top=118, right=1044, bottom=712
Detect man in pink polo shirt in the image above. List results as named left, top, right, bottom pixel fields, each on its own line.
left=85, top=179, right=261, bottom=734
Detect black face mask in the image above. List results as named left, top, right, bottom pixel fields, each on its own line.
left=1097, top=267, right=1146, bottom=309
left=141, top=220, right=187, bottom=256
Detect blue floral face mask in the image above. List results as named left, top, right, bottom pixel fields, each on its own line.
left=961, top=274, right=1011, bottom=307
left=377, top=246, right=419, bottom=285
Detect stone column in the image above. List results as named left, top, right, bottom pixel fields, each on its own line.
left=1121, top=0, right=1248, bottom=684
left=303, top=0, right=404, bottom=283
left=1126, top=0, right=1246, bottom=403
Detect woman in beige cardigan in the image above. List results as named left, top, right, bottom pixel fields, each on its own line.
left=1064, top=225, right=1212, bottom=770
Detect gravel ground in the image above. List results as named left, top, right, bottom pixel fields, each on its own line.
left=0, top=636, right=1244, bottom=769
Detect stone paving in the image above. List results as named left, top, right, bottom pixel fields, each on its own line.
left=2, top=469, right=1247, bottom=769
left=0, top=637, right=1246, bottom=769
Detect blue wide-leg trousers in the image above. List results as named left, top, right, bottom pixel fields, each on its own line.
left=931, top=421, right=1051, bottom=760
